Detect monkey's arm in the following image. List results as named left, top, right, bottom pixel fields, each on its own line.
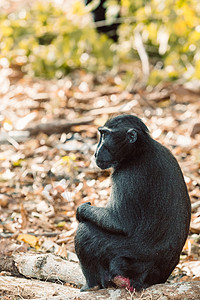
left=76, top=203, right=127, bottom=235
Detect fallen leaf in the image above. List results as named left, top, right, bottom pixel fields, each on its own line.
left=17, top=234, right=39, bottom=248
left=181, top=261, right=200, bottom=277
left=20, top=203, right=28, bottom=229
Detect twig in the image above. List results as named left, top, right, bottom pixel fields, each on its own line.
left=134, top=29, right=150, bottom=84
left=0, top=131, right=30, bottom=145
left=191, top=200, right=200, bottom=212
left=91, top=16, right=160, bottom=29
left=137, top=90, right=155, bottom=109
left=26, top=116, right=94, bottom=136
left=0, top=232, right=61, bottom=238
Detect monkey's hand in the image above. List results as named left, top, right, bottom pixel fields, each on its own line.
left=76, top=202, right=91, bottom=222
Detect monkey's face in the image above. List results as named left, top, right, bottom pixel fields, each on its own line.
left=94, top=126, right=137, bottom=170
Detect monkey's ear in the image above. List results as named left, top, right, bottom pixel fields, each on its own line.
left=127, top=129, right=137, bottom=143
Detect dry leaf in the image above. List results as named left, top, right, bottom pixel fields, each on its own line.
left=181, top=261, right=200, bottom=277
left=190, top=221, right=200, bottom=234
left=17, top=234, right=39, bottom=248
left=0, top=194, right=9, bottom=208
left=20, top=203, right=28, bottom=229
left=55, top=243, right=68, bottom=258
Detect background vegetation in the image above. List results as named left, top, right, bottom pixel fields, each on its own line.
left=1, top=0, right=200, bottom=84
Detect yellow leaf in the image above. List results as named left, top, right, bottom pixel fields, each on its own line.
left=12, top=159, right=23, bottom=167
left=173, top=19, right=187, bottom=36
left=57, top=221, right=66, bottom=227
left=121, top=0, right=130, bottom=9
left=72, top=0, right=86, bottom=16
left=17, top=234, right=39, bottom=248
left=62, top=156, right=71, bottom=164
left=182, top=5, right=196, bottom=28
left=62, top=155, right=76, bottom=162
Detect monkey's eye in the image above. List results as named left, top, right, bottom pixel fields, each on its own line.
left=98, top=127, right=112, bottom=139
left=99, top=128, right=106, bottom=137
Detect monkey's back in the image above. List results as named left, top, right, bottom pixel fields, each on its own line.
left=111, top=138, right=190, bottom=243
left=107, top=138, right=191, bottom=282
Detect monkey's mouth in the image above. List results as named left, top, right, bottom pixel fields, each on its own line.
left=96, top=159, right=116, bottom=170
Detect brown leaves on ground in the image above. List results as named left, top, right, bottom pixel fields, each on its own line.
left=0, top=65, right=199, bottom=283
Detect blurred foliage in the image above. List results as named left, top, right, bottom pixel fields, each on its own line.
left=0, top=1, right=115, bottom=78
left=117, top=0, right=200, bottom=84
left=1, top=0, right=200, bottom=83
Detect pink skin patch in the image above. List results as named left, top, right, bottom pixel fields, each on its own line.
left=112, top=276, right=134, bottom=292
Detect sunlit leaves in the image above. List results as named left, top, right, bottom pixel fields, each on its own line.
left=119, top=0, right=200, bottom=83
left=72, top=0, right=86, bottom=16
left=17, top=234, right=39, bottom=248
left=1, top=0, right=200, bottom=82
left=0, top=0, right=115, bottom=78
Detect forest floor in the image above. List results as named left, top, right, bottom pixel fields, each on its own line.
left=0, top=62, right=200, bottom=283
left=0, top=0, right=200, bottom=298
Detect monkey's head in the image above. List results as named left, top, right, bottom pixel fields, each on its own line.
left=94, top=114, right=149, bottom=170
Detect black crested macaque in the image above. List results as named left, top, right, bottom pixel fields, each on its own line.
left=75, top=114, right=191, bottom=292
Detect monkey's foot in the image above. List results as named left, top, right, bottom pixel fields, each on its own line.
left=112, top=276, right=134, bottom=292
left=80, top=283, right=100, bottom=292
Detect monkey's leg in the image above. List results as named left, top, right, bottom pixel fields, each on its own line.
left=75, top=223, right=103, bottom=291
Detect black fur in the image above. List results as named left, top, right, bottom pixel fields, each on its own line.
left=75, top=114, right=191, bottom=292
left=85, top=0, right=119, bottom=41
